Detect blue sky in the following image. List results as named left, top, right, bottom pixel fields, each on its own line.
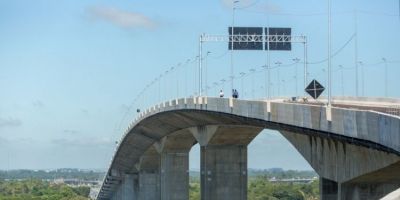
left=0, top=0, right=399, bottom=170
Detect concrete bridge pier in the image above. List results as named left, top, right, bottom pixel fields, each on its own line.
left=155, top=130, right=196, bottom=200
left=136, top=146, right=161, bottom=200
left=112, top=173, right=138, bottom=200
left=280, top=130, right=400, bottom=200
left=320, top=178, right=339, bottom=200
left=121, top=174, right=138, bottom=200
left=320, top=178, right=400, bottom=200
left=190, top=125, right=262, bottom=200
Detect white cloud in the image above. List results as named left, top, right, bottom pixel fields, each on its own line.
left=87, top=6, right=157, bottom=30
left=0, top=117, right=22, bottom=128
left=32, top=100, right=44, bottom=108
left=63, top=129, right=79, bottom=135
left=52, top=137, right=114, bottom=148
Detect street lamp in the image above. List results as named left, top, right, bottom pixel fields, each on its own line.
left=205, top=51, right=211, bottom=96
left=292, top=58, right=300, bottom=96
left=231, top=0, right=240, bottom=96
left=249, top=68, right=256, bottom=98
left=327, top=0, right=332, bottom=106
left=275, top=61, right=282, bottom=96
left=262, top=65, right=268, bottom=97
left=339, top=65, right=344, bottom=96
left=240, top=72, right=246, bottom=97
left=358, top=61, right=364, bottom=96
left=185, top=59, right=190, bottom=96
left=382, top=58, right=388, bottom=97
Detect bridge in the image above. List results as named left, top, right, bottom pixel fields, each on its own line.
left=96, top=96, right=400, bottom=200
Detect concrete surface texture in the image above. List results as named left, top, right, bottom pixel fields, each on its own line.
left=96, top=97, right=400, bottom=200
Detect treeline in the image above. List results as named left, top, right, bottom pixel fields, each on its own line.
left=0, top=179, right=90, bottom=200
left=190, top=177, right=319, bottom=200
left=248, top=177, right=319, bottom=200
left=0, top=169, right=104, bottom=181
left=248, top=168, right=317, bottom=179
left=190, top=168, right=317, bottom=180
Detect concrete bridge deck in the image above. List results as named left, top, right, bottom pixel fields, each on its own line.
left=97, top=96, right=400, bottom=200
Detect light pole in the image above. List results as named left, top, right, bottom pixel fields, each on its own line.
left=339, top=65, right=344, bottom=96
left=164, top=70, right=169, bottom=100
left=158, top=75, right=162, bottom=102
left=354, top=9, right=359, bottom=97
left=205, top=51, right=211, bottom=96
left=358, top=61, right=364, bottom=96
left=213, top=82, right=219, bottom=96
left=177, top=63, right=181, bottom=98
left=221, top=79, right=226, bottom=92
left=170, top=66, right=175, bottom=99
left=195, top=55, right=199, bottom=96
left=262, top=65, right=268, bottom=97
left=327, top=0, right=332, bottom=106
left=185, top=59, right=190, bottom=96
left=231, top=0, right=240, bottom=96
left=292, top=58, right=300, bottom=96
left=240, top=72, right=246, bottom=98
left=382, top=58, right=388, bottom=97
left=250, top=68, right=256, bottom=98
left=275, top=61, right=282, bottom=96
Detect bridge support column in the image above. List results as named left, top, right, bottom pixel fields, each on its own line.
left=190, top=125, right=262, bottom=200
left=320, top=178, right=400, bottom=200
left=137, top=146, right=160, bottom=200
left=320, top=178, right=338, bottom=200
left=200, top=144, right=248, bottom=200
left=280, top=131, right=400, bottom=200
left=120, top=174, right=138, bottom=200
left=340, top=182, right=400, bottom=200
left=155, top=130, right=196, bottom=200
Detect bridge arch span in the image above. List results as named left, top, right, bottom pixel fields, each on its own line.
left=98, top=97, right=400, bottom=200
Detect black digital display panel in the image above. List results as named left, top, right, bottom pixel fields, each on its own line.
left=228, top=27, right=263, bottom=50
left=265, top=27, right=291, bottom=51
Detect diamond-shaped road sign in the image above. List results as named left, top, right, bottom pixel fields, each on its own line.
left=305, top=79, right=325, bottom=99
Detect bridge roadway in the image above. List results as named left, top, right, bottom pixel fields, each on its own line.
left=97, top=96, right=400, bottom=200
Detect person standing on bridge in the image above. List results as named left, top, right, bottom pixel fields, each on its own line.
left=232, top=89, right=239, bottom=98
left=219, top=90, right=224, bottom=98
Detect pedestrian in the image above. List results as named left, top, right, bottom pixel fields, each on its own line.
left=219, top=90, right=224, bottom=98
left=232, top=89, right=238, bottom=98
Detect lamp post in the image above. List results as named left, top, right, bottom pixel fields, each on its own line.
left=240, top=72, right=246, bottom=98
left=250, top=68, right=256, bottom=98
left=231, top=0, right=239, bottom=96
left=354, top=9, right=359, bottom=97
left=275, top=61, right=282, bottom=96
left=262, top=65, right=268, bottom=97
left=185, top=59, right=190, bottom=96
left=205, top=51, right=211, bottom=96
left=382, top=58, right=388, bottom=97
left=292, top=58, right=300, bottom=96
left=213, top=82, right=219, bottom=96
left=358, top=61, right=364, bottom=96
left=327, top=0, right=332, bottom=106
left=339, top=65, right=344, bottom=96
left=177, top=63, right=181, bottom=98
